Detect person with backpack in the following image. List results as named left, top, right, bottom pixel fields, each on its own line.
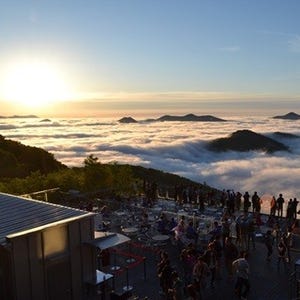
left=233, top=252, right=250, bottom=300
left=192, top=255, right=210, bottom=299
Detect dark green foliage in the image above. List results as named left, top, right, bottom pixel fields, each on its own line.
left=0, top=149, right=19, bottom=177
left=0, top=134, right=216, bottom=200
left=0, top=135, right=66, bottom=178
left=83, top=154, right=113, bottom=191
left=129, top=165, right=196, bottom=188
left=0, top=171, right=46, bottom=195
left=0, top=158, right=210, bottom=199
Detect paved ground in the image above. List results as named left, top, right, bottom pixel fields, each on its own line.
left=96, top=208, right=300, bottom=300
left=106, top=236, right=300, bottom=300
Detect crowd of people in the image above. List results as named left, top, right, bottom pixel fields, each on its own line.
left=152, top=190, right=299, bottom=300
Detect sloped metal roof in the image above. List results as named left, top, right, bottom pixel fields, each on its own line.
left=92, top=232, right=131, bottom=250
left=0, top=192, right=93, bottom=245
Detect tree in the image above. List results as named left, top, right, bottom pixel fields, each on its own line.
left=84, top=154, right=99, bottom=167
left=83, top=155, right=113, bottom=191
left=109, top=163, right=135, bottom=196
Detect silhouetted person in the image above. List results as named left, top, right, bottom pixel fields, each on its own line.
left=276, top=194, right=284, bottom=218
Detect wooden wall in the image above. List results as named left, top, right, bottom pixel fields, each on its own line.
left=7, top=215, right=95, bottom=300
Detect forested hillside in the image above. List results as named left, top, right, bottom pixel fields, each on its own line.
left=0, top=135, right=66, bottom=178
left=0, top=138, right=218, bottom=203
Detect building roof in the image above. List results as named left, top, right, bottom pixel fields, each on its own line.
left=92, top=232, right=131, bottom=250
left=0, top=192, right=93, bottom=245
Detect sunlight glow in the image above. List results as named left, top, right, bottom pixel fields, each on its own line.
left=1, top=61, right=72, bottom=108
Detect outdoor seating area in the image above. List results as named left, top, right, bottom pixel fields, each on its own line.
left=88, top=199, right=208, bottom=298
left=89, top=196, right=300, bottom=299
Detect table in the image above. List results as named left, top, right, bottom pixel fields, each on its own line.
left=115, top=211, right=127, bottom=216
left=122, top=227, right=139, bottom=235
left=111, top=248, right=121, bottom=272
left=86, top=269, right=114, bottom=285
left=86, top=270, right=114, bottom=299
left=205, top=207, right=218, bottom=213
left=148, top=215, right=156, bottom=222
left=152, top=234, right=170, bottom=241
left=122, top=228, right=139, bottom=263
left=151, top=206, right=162, bottom=212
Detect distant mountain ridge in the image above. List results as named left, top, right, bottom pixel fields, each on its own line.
left=0, top=115, right=38, bottom=119
left=157, top=113, right=225, bottom=122
left=118, top=113, right=226, bottom=123
left=273, top=112, right=300, bottom=120
left=207, top=129, right=289, bottom=153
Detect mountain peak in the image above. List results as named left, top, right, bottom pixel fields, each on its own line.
left=118, top=117, right=137, bottom=123
left=207, top=129, right=289, bottom=153
left=157, top=114, right=226, bottom=122
left=273, top=112, right=300, bottom=120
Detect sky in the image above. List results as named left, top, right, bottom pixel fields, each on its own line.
left=0, top=0, right=300, bottom=117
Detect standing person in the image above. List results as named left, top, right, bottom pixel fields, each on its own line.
left=292, top=198, right=299, bottom=220
left=203, top=243, right=217, bottom=288
left=252, top=191, right=261, bottom=213
left=229, top=215, right=237, bottom=240
left=235, top=191, right=242, bottom=212
left=220, top=189, right=227, bottom=208
left=212, top=236, right=223, bottom=279
left=286, top=199, right=294, bottom=224
left=224, top=237, right=239, bottom=281
left=272, top=221, right=282, bottom=245
left=247, top=217, right=256, bottom=251
left=264, top=230, right=273, bottom=261
left=277, top=238, right=287, bottom=270
left=243, top=192, right=251, bottom=213
left=276, top=194, right=285, bottom=218
left=180, top=249, right=190, bottom=287
left=192, top=255, right=210, bottom=299
left=237, top=213, right=249, bottom=252
left=227, top=190, right=235, bottom=214
left=158, top=259, right=173, bottom=296
left=174, top=219, right=185, bottom=250
left=221, top=217, right=231, bottom=248
left=283, top=227, right=293, bottom=263
left=168, top=271, right=185, bottom=300
left=270, top=196, right=277, bottom=216
left=209, top=221, right=221, bottom=241
left=186, top=220, right=199, bottom=245
left=232, top=252, right=250, bottom=300
left=157, top=251, right=170, bottom=295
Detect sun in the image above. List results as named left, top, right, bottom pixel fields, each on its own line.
left=1, top=60, right=72, bottom=108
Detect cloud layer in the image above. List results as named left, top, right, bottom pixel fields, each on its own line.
left=2, top=116, right=300, bottom=201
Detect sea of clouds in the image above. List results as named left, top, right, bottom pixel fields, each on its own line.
left=1, top=116, right=300, bottom=201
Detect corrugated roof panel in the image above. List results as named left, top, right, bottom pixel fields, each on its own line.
left=0, top=193, right=92, bottom=244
